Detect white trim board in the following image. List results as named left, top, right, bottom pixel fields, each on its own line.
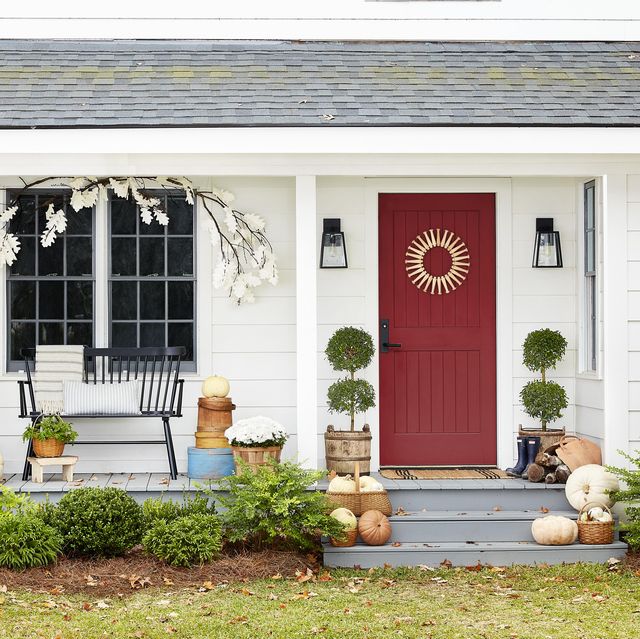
left=363, top=178, right=513, bottom=471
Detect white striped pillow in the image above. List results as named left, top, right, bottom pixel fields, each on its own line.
left=63, top=380, right=141, bottom=415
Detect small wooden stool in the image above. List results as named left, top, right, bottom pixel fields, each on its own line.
left=27, top=456, right=79, bottom=483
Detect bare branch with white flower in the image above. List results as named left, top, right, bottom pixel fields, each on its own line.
left=0, top=176, right=278, bottom=304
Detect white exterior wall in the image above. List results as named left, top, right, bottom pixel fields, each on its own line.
left=627, top=175, right=640, bottom=456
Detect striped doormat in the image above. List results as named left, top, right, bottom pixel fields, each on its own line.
left=380, top=467, right=509, bottom=480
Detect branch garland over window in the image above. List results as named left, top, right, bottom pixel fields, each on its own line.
left=0, top=176, right=277, bottom=304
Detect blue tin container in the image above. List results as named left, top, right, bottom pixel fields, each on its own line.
left=187, top=446, right=235, bottom=479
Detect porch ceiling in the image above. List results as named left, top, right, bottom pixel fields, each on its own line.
left=1, top=40, right=640, bottom=128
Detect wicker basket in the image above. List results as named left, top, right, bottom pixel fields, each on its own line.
left=326, top=462, right=393, bottom=517
left=231, top=445, right=282, bottom=473
left=330, top=529, right=358, bottom=547
left=577, top=502, right=615, bottom=545
left=33, top=438, right=65, bottom=458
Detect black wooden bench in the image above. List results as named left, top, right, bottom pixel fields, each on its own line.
left=18, top=347, right=185, bottom=481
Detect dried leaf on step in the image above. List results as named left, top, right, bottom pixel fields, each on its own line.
left=539, top=506, right=550, bottom=513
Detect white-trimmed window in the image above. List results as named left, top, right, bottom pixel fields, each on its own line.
left=583, top=180, right=597, bottom=372
left=5, top=189, right=196, bottom=371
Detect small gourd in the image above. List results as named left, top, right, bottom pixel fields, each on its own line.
left=327, top=475, right=357, bottom=494
left=531, top=515, right=578, bottom=546
left=359, top=476, right=385, bottom=493
left=329, top=507, right=358, bottom=531
left=358, top=510, right=392, bottom=546
left=565, top=464, right=619, bottom=511
left=202, top=375, right=230, bottom=398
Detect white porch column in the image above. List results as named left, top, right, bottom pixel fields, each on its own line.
left=295, top=176, right=318, bottom=468
left=602, top=174, right=629, bottom=467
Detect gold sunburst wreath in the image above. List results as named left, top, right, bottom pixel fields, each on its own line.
left=405, top=228, right=470, bottom=295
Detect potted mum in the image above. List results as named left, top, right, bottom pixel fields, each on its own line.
left=324, top=326, right=376, bottom=475
left=519, top=328, right=568, bottom=451
left=225, top=416, right=288, bottom=473
left=23, top=414, right=78, bottom=458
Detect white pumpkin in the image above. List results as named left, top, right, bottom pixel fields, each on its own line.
left=330, top=507, right=357, bottom=531
left=565, top=464, right=619, bottom=511
left=531, top=515, right=578, bottom=546
left=202, top=375, right=230, bottom=398
left=359, top=476, right=385, bottom=493
left=327, top=475, right=357, bottom=494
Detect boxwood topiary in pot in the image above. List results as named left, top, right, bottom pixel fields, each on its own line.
left=519, top=328, right=568, bottom=450
left=324, top=326, right=376, bottom=474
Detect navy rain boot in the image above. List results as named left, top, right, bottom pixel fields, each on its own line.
left=506, top=437, right=527, bottom=477
left=521, top=437, right=541, bottom=480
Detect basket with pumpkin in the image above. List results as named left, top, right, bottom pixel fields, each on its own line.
left=325, top=462, right=392, bottom=516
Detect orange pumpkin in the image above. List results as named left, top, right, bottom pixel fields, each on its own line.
left=358, top=509, right=392, bottom=546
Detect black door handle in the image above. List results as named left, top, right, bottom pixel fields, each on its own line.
left=380, top=319, right=402, bottom=353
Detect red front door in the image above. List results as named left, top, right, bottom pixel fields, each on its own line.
left=379, top=193, right=496, bottom=466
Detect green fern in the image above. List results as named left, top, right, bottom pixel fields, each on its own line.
left=0, top=513, right=62, bottom=569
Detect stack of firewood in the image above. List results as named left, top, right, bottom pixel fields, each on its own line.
left=527, top=451, right=571, bottom=484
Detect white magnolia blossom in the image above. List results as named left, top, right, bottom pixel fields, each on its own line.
left=224, top=416, right=288, bottom=447
left=0, top=175, right=278, bottom=305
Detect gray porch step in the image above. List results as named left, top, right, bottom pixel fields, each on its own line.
left=384, top=509, right=583, bottom=543
left=323, top=540, right=628, bottom=568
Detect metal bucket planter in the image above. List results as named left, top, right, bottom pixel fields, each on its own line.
left=324, top=424, right=371, bottom=475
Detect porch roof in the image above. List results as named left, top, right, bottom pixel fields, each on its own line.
left=1, top=39, right=640, bottom=129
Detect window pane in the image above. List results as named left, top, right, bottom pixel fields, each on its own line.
left=111, top=197, right=138, bottom=235
left=586, top=230, right=596, bottom=274
left=112, top=322, right=137, bottom=348
left=167, top=238, right=193, bottom=276
left=67, top=281, right=93, bottom=320
left=38, top=239, right=63, bottom=276
left=168, top=282, right=193, bottom=320
left=586, top=187, right=595, bottom=229
left=10, top=281, right=36, bottom=319
left=67, top=237, right=93, bottom=276
left=111, top=281, right=137, bottom=320
left=67, top=322, right=92, bottom=346
left=11, top=322, right=35, bottom=360
left=10, top=236, right=35, bottom=276
left=167, top=197, right=194, bottom=235
left=139, top=237, right=165, bottom=276
left=140, top=323, right=165, bottom=347
left=10, top=195, right=36, bottom=235
left=39, top=322, right=64, bottom=345
left=39, top=281, right=64, bottom=319
left=66, top=206, right=93, bottom=235
left=139, top=211, right=165, bottom=236
left=168, top=323, right=193, bottom=361
left=140, top=281, right=165, bottom=320
left=111, top=237, right=137, bottom=276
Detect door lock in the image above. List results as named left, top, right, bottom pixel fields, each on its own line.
left=380, top=319, right=402, bottom=353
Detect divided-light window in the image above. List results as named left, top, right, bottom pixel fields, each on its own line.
left=583, top=180, right=597, bottom=372
left=5, top=189, right=196, bottom=371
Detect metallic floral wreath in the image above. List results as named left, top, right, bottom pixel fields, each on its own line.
left=405, top=228, right=470, bottom=295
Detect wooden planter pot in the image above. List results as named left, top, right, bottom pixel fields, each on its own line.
left=33, top=438, right=65, bottom=458
left=519, top=426, right=565, bottom=461
left=231, top=446, right=282, bottom=473
left=324, top=425, right=372, bottom=475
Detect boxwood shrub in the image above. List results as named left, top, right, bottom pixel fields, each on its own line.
left=143, top=514, right=222, bottom=567
left=142, top=493, right=216, bottom=531
left=52, top=487, right=143, bottom=557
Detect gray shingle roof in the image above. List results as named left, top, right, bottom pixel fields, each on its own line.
left=1, top=39, right=640, bottom=128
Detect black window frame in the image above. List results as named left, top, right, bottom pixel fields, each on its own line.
left=107, top=190, right=197, bottom=372
left=5, top=189, right=95, bottom=372
left=583, top=180, right=597, bottom=372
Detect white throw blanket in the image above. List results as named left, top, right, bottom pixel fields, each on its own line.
left=34, top=345, right=84, bottom=414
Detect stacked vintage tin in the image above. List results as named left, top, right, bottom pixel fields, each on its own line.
left=187, top=396, right=236, bottom=479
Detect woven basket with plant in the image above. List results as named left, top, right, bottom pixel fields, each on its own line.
left=23, top=414, right=78, bottom=458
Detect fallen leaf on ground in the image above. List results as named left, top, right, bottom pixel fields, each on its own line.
left=128, top=575, right=152, bottom=589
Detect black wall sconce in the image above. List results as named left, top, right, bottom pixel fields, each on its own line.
left=320, top=218, right=348, bottom=268
left=532, top=218, right=563, bottom=268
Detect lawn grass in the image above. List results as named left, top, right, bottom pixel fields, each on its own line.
left=1, top=563, right=638, bottom=639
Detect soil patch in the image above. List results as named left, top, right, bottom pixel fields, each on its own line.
left=0, top=548, right=315, bottom=596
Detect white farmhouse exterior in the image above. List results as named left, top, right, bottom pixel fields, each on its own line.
left=0, top=3, right=639, bottom=476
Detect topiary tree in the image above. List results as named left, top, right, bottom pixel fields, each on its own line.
left=325, top=327, right=376, bottom=431
left=519, top=328, right=568, bottom=431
